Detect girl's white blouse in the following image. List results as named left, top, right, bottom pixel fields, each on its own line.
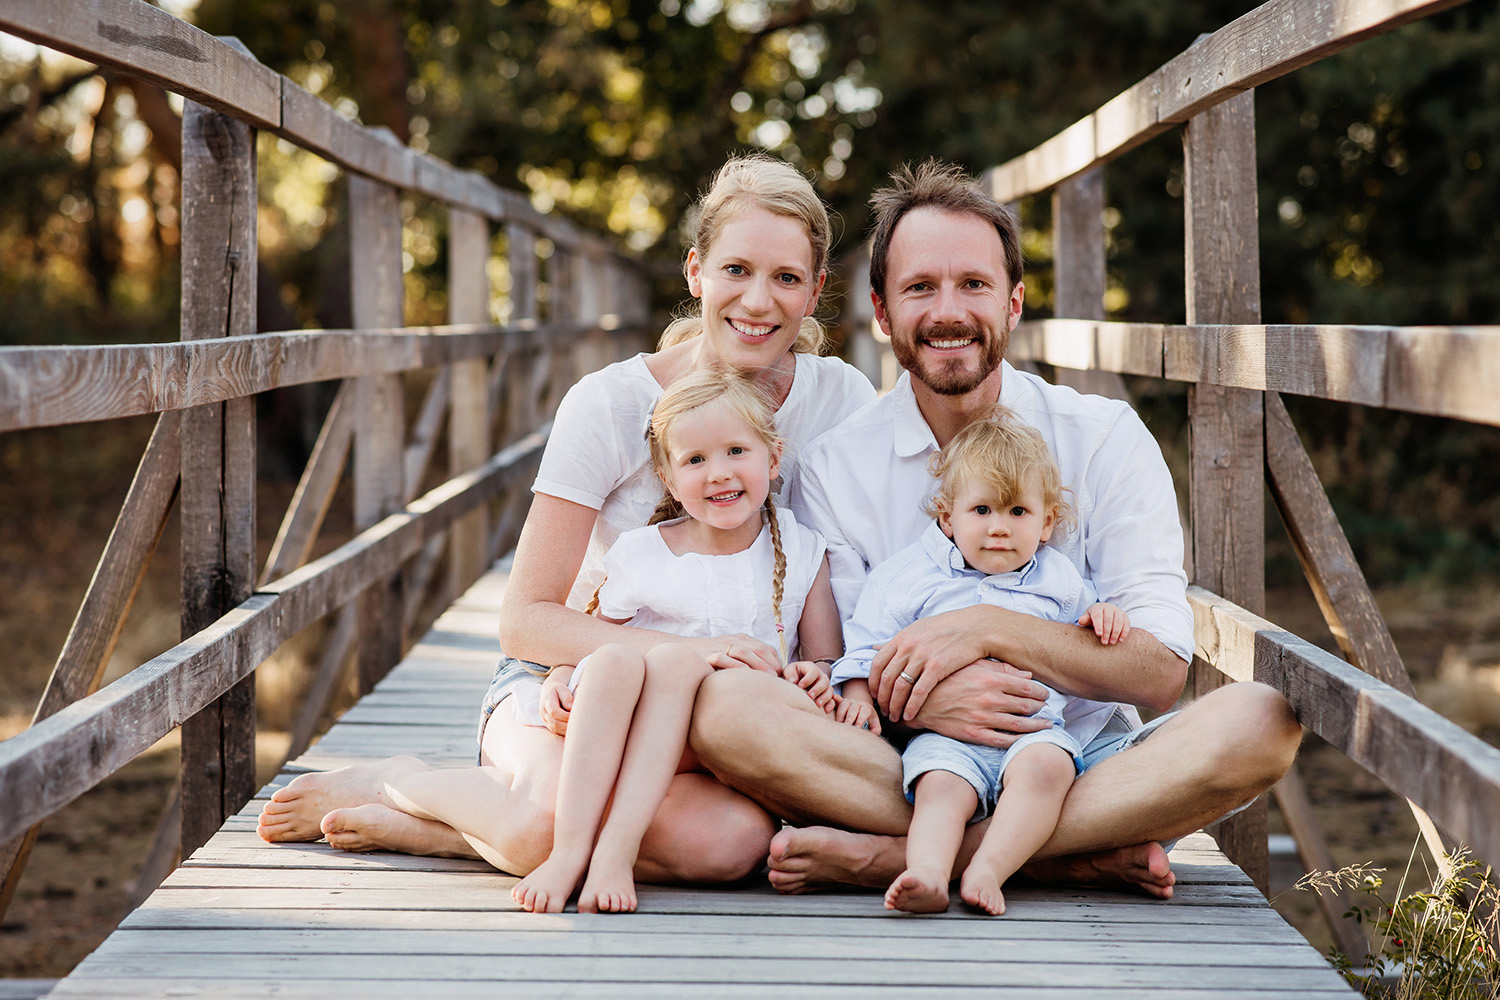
left=593, top=509, right=826, bottom=651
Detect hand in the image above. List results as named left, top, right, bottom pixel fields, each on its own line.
left=1079, top=602, right=1132, bottom=645
left=870, top=606, right=993, bottom=721
left=835, top=696, right=881, bottom=735
left=681, top=634, right=783, bottom=673
left=907, top=659, right=1051, bottom=749
left=538, top=666, right=576, bottom=737
left=781, top=660, right=836, bottom=713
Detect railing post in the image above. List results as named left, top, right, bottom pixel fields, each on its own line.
left=1183, top=88, right=1269, bottom=893
left=178, top=99, right=258, bottom=858
left=448, top=207, right=491, bottom=596
left=350, top=173, right=406, bottom=694
left=1052, top=168, right=1129, bottom=401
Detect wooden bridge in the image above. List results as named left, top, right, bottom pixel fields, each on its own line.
left=2, top=0, right=1498, bottom=996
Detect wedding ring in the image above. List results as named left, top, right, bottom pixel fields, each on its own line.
left=898, top=671, right=917, bottom=685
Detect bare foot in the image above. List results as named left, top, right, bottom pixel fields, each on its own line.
left=578, top=848, right=638, bottom=914
left=320, top=803, right=476, bottom=858
left=1022, top=841, right=1175, bottom=899
left=257, top=757, right=430, bottom=843
left=511, top=851, right=589, bottom=913
left=959, top=862, right=1007, bottom=915
left=766, top=826, right=900, bottom=893
left=884, top=867, right=950, bottom=913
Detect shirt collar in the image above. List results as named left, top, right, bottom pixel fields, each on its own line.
left=891, top=373, right=940, bottom=459
left=919, top=519, right=1041, bottom=582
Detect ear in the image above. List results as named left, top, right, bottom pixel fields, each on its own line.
left=1007, top=280, right=1025, bottom=328
left=872, top=290, right=894, bottom=339
left=658, top=466, right=682, bottom=502
left=804, top=270, right=828, bottom=317
left=937, top=509, right=954, bottom=539
left=1039, top=507, right=1055, bottom=544
left=685, top=247, right=704, bottom=298
left=768, top=439, right=783, bottom=481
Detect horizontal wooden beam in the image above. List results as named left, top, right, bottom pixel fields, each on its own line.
left=1006, top=320, right=1500, bottom=426
left=0, top=1, right=280, bottom=128
left=0, top=1, right=624, bottom=256
left=0, top=320, right=643, bottom=431
left=0, top=430, right=545, bottom=843
left=985, top=0, right=1471, bottom=201
left=1189, top=586, right=1500, bottom=869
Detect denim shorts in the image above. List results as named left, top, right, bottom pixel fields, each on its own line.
left=476, top=656, right=550, bottom=759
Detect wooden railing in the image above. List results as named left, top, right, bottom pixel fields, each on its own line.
left=0, top=1, right=651, bottom=918
left=974, top=0, right=1500, bottom=956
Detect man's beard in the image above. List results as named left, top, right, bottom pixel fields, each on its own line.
left=892, top=322, right=1007, bottom=396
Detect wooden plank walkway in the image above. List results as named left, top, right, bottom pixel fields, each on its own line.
left=46, top=563, right=1356, bottom=998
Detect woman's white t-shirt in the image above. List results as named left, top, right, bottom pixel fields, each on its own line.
left=533, top=351, right=875, bottom=610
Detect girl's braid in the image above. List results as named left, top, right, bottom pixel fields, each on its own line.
left=763, top=494, right=788, bottom=666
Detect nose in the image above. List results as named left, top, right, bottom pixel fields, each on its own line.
left=930, top=282, right=965, bottom=324
left=705, top=455, right=732, bottom=481
left=741, top=275, right=773, bottom=312
left=987, top=513, right=1009, bottom=536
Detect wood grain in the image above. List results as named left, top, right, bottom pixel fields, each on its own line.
left=985, top=0, right=1469, bottom=201
left=0, top=0, right=280, bottom=127
left=447, top=208, right=493, bottom=598
left=1190, top=586, right=1500, bottom=869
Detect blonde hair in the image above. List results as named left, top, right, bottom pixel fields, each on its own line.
left=926, top=405, right=1076, bottom=541
left=659, top=154, right=831, bottom=356
left=590, top=368, right=794, bottom=663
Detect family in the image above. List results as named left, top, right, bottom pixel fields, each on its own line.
left=257, top=155, right=1301, bottom=915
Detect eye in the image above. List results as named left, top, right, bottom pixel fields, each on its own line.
left=777, top=272, right=802, bottom=285
left=973, top=504, right=990, bottom=516
left=966, top=278, right=987, bottom=289
left=729, top=445, right=746, bottom=455
left=1010, top=505, right=1028, bottom=517
left=907, top=281, right=930, bottom=293
left=686, top=454, right=704, bottom=465
left=725, top=263, right=746, bottom=275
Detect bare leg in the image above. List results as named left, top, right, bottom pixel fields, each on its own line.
left=504, top=645, right=647, bottom=912
left=321, top=803, right=479, bottom=857
left=760, top=682, right=1298, bottom=894
left=960, top=744, right=1073, bottom=915
left=579, top=644, right=713, bottom=914
left=691, top=668, right=909, bottom=832
left=257, top=756, right=432, bottom=842
left=885, top=771, right=973, bottom=914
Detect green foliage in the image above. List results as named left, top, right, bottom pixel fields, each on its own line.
left=1299, top=850, right=1500, bottom=998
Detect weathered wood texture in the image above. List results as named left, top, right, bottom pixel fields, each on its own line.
left=259, top=383, right=354, bottom=586
left=1048, top=168, right=1133, bottom=401
left=0, top=323, right=600, bottom=432
left=44, top=564, right=1355, bottom=998
left=448, top=209, right=493, bottom=599
left=178, top=100, right=259, bottom=859
left=350, top=175, right=409, bottom=694
left=1182, top=90, right=1269, bottom=893
left=0, top=412, right=180, bottom=920
left=1190, top=585, right=1500, bottom=868
left=0, top=433, right=545, bottom=844
left=985, top=0, right=1470, bottom=201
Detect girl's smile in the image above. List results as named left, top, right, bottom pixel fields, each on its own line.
left=660, top=399, right=781, bottom=554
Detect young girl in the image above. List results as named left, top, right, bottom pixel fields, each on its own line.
left=833, top=406, right=1132, bottom=916
left=511, top=367, right=843, bottom=914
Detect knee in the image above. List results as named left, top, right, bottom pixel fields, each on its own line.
left=644, top=643, right=712, bottom=686
left=1201, top=682, right=1301, bottom=789
left=689, top=669, right=763, bottom=752
left=672, top=801, right=776, bottom=883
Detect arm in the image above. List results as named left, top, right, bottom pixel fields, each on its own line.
left=873, top=603, right=1186, bottom=726
left=496, top=492, right=780, bottom=671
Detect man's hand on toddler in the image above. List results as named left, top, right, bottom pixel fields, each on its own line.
left=781, top=660, right=836, bottom=713
left=1078, top=601, right=1132, bottom=645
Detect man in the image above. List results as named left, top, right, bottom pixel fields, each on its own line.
left=688, top=159, right=1300, bottom=897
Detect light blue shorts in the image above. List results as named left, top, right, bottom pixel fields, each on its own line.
left=476, top=656, right=550, bottom=759
left=902, top=709, right=1176, bottom=823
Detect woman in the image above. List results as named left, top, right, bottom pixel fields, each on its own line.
left=257, top=154, right=875, bottom=889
